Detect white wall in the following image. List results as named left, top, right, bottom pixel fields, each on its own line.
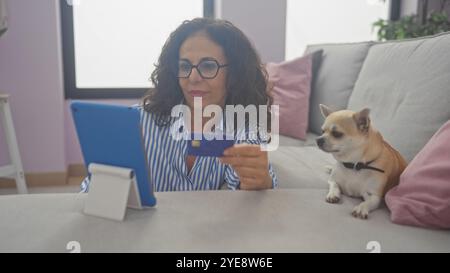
left=216, top=0, right=286, bottom=63
left=285, top=0, right=389, bottom=60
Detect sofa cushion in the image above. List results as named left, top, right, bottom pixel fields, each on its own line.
left=278, top=133, right=319, bottom=147
left=385, top=120, right=450, bottom=229
left=347, top=32, right=450, bottom=162
left=269, top=146, right=334, bottom=189
left=266, top=51, right=322, bottom=140
left=304, top=42, right=373, bottom=135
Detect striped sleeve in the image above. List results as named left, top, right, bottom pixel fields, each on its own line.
left=80, top=176, right=90, bottom=193
left=268, top=163, right=278, bottom=189
left=224, top=165, right=240, bottom=190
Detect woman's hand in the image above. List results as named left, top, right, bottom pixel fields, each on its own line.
left=219, top=144, right=272, bottom=190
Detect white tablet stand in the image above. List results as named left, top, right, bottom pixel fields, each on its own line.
left=83, top=163, right=142, bottom=221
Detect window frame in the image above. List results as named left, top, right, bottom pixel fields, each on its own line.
left=60, top=0, right=214, bottom=99
left=389, top=0, right=401, bottom=21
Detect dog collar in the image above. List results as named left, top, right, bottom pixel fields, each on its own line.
left=342, top=159, right=385, bottom=173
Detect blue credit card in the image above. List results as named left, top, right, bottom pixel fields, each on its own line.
left=187, top=133, right=234, bottom=157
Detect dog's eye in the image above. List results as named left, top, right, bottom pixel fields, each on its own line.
left=332, top=131, right=343, bottom=138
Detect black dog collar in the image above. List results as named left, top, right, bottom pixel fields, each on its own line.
left=342, top=159, right=385, bottom=173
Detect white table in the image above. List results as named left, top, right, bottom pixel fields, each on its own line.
left=1, top=189, right=449, bottom=252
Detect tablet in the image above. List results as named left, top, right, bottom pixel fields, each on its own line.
left=71, top=101, right=156, bottom=207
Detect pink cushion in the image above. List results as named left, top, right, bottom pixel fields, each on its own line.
left=266, top=52, right=317, bottom=140
left=386, top=120, right=450, bottom=229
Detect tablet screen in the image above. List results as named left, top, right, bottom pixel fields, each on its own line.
left=71, top=101, right=156, bottom=207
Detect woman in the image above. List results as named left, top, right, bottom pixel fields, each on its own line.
left=82, top=18, right=277, bottom=192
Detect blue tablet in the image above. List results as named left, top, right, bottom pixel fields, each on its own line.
left=71, top=101, right=156, bottom=207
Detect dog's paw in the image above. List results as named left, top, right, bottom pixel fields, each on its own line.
left=326, top=193, right=340, bottom=204
left=352, top=203, right=369, bottom=219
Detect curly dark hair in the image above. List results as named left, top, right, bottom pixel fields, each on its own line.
left=142, top=17, right=272, bottom=132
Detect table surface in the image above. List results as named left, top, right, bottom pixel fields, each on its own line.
left=1, top=189, right=449, bottom=253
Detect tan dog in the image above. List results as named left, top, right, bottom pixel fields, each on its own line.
left=316, top=104, right=407, bottom=219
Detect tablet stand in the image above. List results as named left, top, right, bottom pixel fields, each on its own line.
left=83, top=163, right=142, bottom=221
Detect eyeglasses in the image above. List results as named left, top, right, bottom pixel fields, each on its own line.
left=177, top=59, right=228, bottom=79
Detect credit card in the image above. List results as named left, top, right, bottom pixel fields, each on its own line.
left=187, top=133, right=234, bottom=157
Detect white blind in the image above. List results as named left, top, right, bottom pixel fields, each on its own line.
left=72, top=0, right=203, bottom=88
left=285, top=0, right=389, bottom=60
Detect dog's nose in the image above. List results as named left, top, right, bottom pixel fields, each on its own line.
left=316, top=137, right=325, bottom=147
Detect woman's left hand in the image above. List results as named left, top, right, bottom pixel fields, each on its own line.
left=219, top=144, right=272, bottom=190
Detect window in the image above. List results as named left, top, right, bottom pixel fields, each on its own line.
left=285, top=0, right=397, bottom=60
left=61, top=0, right=213, bottom=99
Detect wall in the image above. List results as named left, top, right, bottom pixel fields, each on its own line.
left=0, top=0, right=65, bottom=173
left=216, top=0, right=286, bottom=63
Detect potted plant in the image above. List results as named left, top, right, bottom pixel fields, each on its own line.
left=373, top=0, right=450, bottom=41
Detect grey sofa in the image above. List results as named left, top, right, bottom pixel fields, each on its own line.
left=268, top=31, right=450, bottom=252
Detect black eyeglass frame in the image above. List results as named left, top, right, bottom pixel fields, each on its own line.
left=177, top=59, right=228, bottom=79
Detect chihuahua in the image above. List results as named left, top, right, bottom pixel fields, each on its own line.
left=316, top=104, right=407, bottom=219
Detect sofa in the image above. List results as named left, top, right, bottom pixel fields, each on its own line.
left=267, top=31, right=450, bottom=252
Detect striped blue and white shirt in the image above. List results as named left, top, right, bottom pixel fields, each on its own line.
left=80, top=106, right=277, bottom=192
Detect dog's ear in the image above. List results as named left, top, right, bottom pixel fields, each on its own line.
left=319, top=104, right=334, bottom=118
left=353, top=108, right=371, bottom=133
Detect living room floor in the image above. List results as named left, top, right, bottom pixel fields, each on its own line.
left=0, top=177, right=83, bottom=195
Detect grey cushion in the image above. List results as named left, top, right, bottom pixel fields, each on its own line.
left=278, top=132, right=320, bottom=147
left=305, top=42, right=373, bottom=135
left=347, top=31, right=450, bottom=162
left=269, top=146, right=334, bottom=189
left=310, top=49, right=324, bottom=88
